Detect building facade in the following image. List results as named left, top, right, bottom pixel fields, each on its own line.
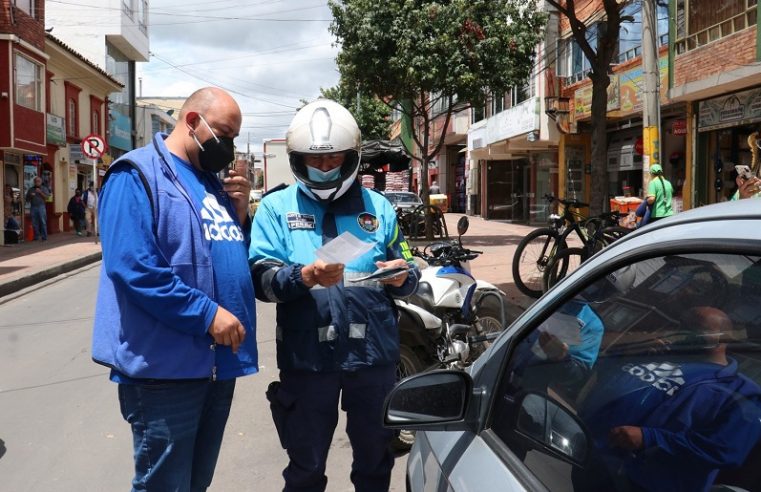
left=46, top=34, right=122, bottom=233
left=1, top=1, right=48, bottom=242
left=46, top=0, right=150, bottom=160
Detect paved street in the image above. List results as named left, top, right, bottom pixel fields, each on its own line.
left=0, top=262, right=408, bottom=491
left=0, top=213, right=536, bottom=490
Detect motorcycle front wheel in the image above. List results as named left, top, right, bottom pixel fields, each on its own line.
left=469, top=294, right=519, bottom=362
left=391, top=345, right=426, bottom=452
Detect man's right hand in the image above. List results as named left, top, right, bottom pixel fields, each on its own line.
left=208, top=306, right=246, bottom=353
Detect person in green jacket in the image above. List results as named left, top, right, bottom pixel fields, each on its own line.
left=646, top=164, right=674, bottom=223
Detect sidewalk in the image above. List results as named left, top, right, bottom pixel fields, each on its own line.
left=0, top=232, right=102, bottom=301
left=0, top=214, right=538, bottom=310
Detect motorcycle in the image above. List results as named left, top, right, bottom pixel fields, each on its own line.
left=391, top=216, right=521, bottom=450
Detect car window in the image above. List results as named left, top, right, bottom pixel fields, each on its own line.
left=489, top=253, right=761, bottom=492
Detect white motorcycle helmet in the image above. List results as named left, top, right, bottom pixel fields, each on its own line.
left=286, top=99, right=362, bottom=202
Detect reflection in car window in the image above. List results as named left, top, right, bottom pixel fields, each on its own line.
left=491, top=254, right=761, bottom=492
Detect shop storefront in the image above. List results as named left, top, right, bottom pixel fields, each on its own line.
left=695, top=86, right=761, bottom=205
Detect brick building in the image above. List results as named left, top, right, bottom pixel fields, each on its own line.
left=1, top=1, right=48, bottom=242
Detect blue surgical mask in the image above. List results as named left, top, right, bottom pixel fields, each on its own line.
left=307, top=166, right=341, bottom=183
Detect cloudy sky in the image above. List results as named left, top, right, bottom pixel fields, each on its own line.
left=140, top=0, right=341, bottom=152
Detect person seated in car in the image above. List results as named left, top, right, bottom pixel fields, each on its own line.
left=574, top=306, right=761, bottom=492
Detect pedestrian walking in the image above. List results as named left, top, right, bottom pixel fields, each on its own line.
left=249, top=99, right=419, bottom=492
left=25, top=176, right=49, bottom=240
left=66, top=188, right=86, bottom=236
left=83, top=181, right=99, bottom=240
left=646, top=164, right=674, bottom=223
left=92, top=86, right=258, bottom=491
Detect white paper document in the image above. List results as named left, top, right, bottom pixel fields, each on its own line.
left=315, top=231, right=374, bottom=265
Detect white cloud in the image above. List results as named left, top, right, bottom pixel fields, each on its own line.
left=139, top=0, right=341, bottom=151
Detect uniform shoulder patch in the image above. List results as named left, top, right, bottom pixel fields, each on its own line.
left=357, top=212, right=379, bottom=233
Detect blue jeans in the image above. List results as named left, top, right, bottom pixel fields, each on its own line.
left=118, top=379, right=236, bottom=492
left=31, top=205, right=47, bottom=240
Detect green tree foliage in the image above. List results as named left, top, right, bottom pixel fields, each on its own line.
left=329, top=0, right=546, bottom=236
left=318, top=84, right=391, bottom=141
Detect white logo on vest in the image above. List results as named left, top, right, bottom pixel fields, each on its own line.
left=201, top=193, right=244, bottom=242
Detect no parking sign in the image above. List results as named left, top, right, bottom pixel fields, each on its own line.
left=81, top=134, right=107, bottom=159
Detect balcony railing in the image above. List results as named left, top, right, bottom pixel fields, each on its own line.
left=676, top=8, right=757, bottom=54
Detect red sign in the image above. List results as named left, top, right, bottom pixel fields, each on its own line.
left=672, top=119, right=687, bottom=135
left=81, top=133, right=107, bottom=159
left=634, top=137, right=644, bottom=156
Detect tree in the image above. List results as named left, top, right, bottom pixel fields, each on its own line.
left=329, top=0, right=546, bottom=237
left=318, top=84, right=391, bottom=141
left=545, top=0, right=627, bottom=214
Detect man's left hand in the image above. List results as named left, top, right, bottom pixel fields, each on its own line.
left=375, top=259, right=409, bottom=288
left=224, top=163, right=251, bottom=224
left=608, top=425, right=644, bottom=450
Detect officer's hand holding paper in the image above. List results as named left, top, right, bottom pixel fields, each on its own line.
left=301, top=232, right=374, bottom=288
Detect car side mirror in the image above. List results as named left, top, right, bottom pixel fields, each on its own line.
left=384, top=371, right=471, bottom=428
left=516, top=392, right=588, bottom=464
left=457, top=216, right=469, bottom=236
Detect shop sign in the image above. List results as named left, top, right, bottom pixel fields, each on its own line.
left=576, top=56, right=669, bottom=121
left=485, top=97, right=539, bottom=145
left=109, top=111, right=133, bottom=151
left=46, top=113, right=66, bottom=146
left=574, top=74, right=620, bottom=119
left=69, top=144, right=83, bottom=163
left=671, top=119, right=687, bottom=135
left=698, top=87, right=761, bottom=132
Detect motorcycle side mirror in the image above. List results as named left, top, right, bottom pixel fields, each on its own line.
left=457, top=216, right=469, bottom=236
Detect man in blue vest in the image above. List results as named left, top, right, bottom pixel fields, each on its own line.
left=92, top=87, right=258, bottom=490
left=250, top=99, right=419, bottom=492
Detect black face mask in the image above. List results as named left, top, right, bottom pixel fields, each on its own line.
left=193, top=115, right=235, bottom=173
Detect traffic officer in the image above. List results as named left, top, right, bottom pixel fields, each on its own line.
left=249, top=99, right=419, bottom=492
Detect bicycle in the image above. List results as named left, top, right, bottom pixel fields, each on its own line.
left=541, top=211, right=630, bottom=292
left=511, top=195, right=628, bottom=298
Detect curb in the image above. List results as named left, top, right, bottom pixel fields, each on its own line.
left=0, top=251, right=102, bottom=300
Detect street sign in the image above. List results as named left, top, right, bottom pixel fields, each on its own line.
left=81, top=133, right=107, bottom=159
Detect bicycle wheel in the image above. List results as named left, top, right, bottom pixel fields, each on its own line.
left=512, top=228, right=563, bottom=298
left=542, top=247, right=585, bottom=293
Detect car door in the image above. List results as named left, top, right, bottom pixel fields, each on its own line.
left=441, top=247, right=761, bottom=492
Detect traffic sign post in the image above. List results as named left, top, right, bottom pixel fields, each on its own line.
left=81, top=133, right=107, bottom=191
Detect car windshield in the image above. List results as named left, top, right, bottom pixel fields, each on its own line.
left=385, top=192, right=421, bottom=207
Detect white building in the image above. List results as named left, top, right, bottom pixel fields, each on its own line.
left=46, top=0, right=150, bottom=158
left=135, top=100, right=176, bottom=149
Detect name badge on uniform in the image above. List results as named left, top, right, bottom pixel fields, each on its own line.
left=286, top=212, right=316, bottom=230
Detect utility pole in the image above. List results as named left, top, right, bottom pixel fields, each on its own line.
left=641, top=0, right=661, bottom=194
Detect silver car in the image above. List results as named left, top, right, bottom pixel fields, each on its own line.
left=384, top=191, right=423, bottom=212
left=385, top=200, right=761, bottom=492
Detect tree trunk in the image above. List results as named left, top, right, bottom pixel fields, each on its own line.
left=589, top=73, right=610, bottom=216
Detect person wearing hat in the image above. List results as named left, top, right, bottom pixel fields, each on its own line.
left=646, top=164, right=674, bottom=223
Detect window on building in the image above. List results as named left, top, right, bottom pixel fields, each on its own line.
left=14, top=0, right=35, bottom=17
left=557, top=24, right=598, bottom=84
left=617, top=2, right=670, bottom=63
left=138, top=0, right=148, bottom=33
left=510, top=79, right=533, bottom=107
left=471, top=105, right=485, bottom=124
left=67, top=98, right=78, bottom=138
left=92, top=110, right=100, bottom=135
left=676, top=0, right=757, bottom=53
left=14, top=53, right=42, bottom=111
left=490, top=92, right=505, bottom=116
left=122, top=0, right=135, bottom=18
